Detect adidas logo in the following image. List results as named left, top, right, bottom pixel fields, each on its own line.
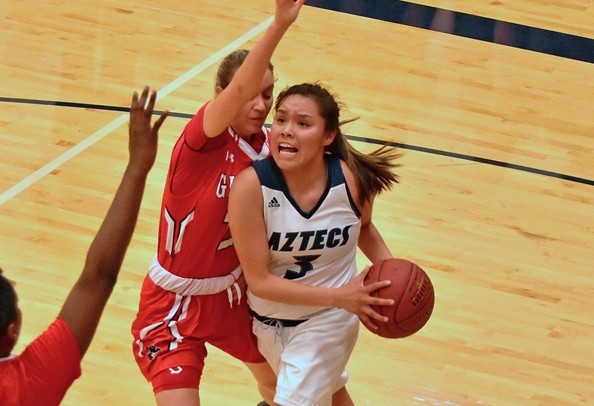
left=268, top=197, right=280, bottom=208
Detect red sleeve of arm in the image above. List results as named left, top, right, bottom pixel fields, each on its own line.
left=183, top=103, right=210, bottom=150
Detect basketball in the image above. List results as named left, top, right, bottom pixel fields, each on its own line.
left=363, top=258, right=435, bottom=339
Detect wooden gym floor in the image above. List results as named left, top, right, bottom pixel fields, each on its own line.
left=0, top=1, right=593, bottom=405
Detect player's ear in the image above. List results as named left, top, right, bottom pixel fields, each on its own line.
left=323, top=129, right=337, bottom=146
left=7, top=308, right=22, bottom=342
left=215, top=85, right=224, bottom=98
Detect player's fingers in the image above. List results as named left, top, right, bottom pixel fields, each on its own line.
left=152, top=110, right=169, bottom=132
left=365, top=280, right=391, bottom=293
left=145, top=90, right=157, bottom=116
left=359, top=265, right=371, bottom=277
left=131, top=91, right=139, bottom=108
left=351, top=266, right=372, bottom=285
left=231, top=282, right=241, bottom=302
left=367, top=308, right=389, bottom=323
left=370, top=297, right=394, bottom=307
left=236, top=277, right=247, bottom=291
left=138, top=86, right=149, bottom=108
left=359, top=315, right=379, bottom=331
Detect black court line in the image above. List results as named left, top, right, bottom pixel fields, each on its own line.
left=307, top=0, right=594, bottom=64
left=1, top=96, right=592, bottom=187
left=0, top=97, right=192, bottom=120
left=347, top=135, right=594, bottom=186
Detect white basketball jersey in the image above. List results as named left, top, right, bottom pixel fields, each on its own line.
left=247, top=154, right=361, bottom=320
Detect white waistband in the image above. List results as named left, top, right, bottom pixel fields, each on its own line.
left=148, top=255, right=242, bottom=296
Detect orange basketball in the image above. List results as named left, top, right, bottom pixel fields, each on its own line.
left=363, top=258, right=434, bottom=339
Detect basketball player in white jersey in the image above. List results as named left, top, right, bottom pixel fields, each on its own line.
left=229, top=83, right=401, bottom=406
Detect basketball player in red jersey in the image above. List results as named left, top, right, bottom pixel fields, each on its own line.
left=0, top=86, right=168, bottom=406
left=130, top=2, right=306, bottom=405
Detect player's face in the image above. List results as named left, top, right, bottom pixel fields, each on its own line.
left=270, top=94, right=336, bottom=171
left=230, top=69, right=275, bottom=139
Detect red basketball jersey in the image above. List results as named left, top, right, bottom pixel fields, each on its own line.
left=0, top=317, right=81, bottom=406
left=156, top=103, right=269, bottom=279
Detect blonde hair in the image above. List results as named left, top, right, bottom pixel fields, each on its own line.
left=216, top=49, right=275, bottom=90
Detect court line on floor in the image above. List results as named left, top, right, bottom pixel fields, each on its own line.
left=308, top=0, right=594, bottom=64
left=0, top=16, right=273, bottom=207
left=2, top=96, right=591, bottom=187
left=349, top=135, right=594, bottom=187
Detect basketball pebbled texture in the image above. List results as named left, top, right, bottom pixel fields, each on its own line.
left=363, top=258, right=435, bottom=339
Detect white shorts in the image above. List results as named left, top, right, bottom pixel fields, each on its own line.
left=252, top=307, right=360, bottom=406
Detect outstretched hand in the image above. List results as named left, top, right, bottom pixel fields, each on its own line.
left=59, top=86, right=168, bottom=357
left=336, top=266, right=394, bottom=332
left=128, top=86, right=169, bottom=174
left=274, top=0, right=307, bottom=29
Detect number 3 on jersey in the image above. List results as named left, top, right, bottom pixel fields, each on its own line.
left=284, top=255, right=321, bottom=280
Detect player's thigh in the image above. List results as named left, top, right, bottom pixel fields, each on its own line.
left=244, top=360, right=277, bottom=387
left=278, top=309, right=359, bottom=405
left=244, top=360, right=278, bottom=405
left=208, top=298, right=265, bottom=363
left=288, top=308, right=359, bottom=370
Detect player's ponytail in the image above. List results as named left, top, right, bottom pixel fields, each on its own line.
left=328, top=129, right=400, bottom=203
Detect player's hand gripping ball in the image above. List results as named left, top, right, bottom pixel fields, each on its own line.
left=364, top=258, right=435, bottom=338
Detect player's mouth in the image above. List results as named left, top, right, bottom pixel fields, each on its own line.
left=279, top=142, right=298, bottom=154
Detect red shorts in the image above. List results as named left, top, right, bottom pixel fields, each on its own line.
left=131, top=275, right=265, bottom=392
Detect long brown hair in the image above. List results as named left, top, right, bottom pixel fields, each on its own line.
left=274, top=82, right=400, bottom=203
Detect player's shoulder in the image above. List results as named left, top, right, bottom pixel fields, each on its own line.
left=235, top=164, right=257, bottom=181
left=231, top=165, right=259, bottom=194
left=229, top=166, right=263, bottom=213
left=338, top=157, right=356, bottom=184
left=338, top=158, right=360, bottom=204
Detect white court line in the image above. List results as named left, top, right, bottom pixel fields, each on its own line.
left=0, top=16, right=273, bottom=207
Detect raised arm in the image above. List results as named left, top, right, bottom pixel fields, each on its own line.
left=228, top=167, right=393, bottom=331
left=58, top=87, right=169, bottom=356
left=203, top=0, right=306, bottom=137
